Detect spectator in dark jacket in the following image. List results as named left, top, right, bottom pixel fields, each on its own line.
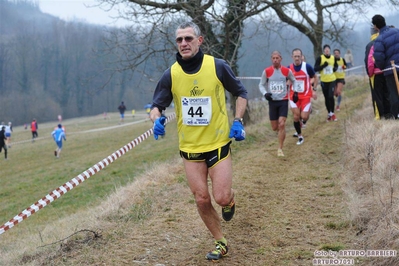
left=118, top=101, right=126, bottom=123
left=372, top=14, right=399, bottom=118
left=365, top=27, right=392, bottom=119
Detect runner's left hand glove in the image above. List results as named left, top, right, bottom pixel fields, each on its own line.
left=264, top=93, right=273, bottom=101
left=293, top=91, right=299, bottom=103
left=153, top=116, right=166, bottom=140
left=229, top=121, right=245, bottom=141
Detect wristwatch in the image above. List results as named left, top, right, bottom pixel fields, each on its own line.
left=312, top=83, right=316, bottom=91
left=234, top=118, right=244, bottom=125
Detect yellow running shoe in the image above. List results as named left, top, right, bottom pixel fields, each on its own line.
left=205, top=241, right=228, bottom=261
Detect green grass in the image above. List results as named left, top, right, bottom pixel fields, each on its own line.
left=0, top=111, right=179, bottom=235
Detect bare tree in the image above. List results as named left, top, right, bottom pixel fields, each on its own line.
left=96, top=0, right=303, bottom=122
left=96, top=0, right=397, bottom=122
left=263, top=0, right=398, bottom=60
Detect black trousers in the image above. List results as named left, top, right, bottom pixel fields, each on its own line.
left=321, top=81, right=336, bottom=113
left=0, top=143, right=7, bottom=159
left=370, top=74, right=392, bottom=119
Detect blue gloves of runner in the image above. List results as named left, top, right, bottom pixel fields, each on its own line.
left=229, top=120, right=246, bottom=141
left=153, top=116, right=166, bottom=140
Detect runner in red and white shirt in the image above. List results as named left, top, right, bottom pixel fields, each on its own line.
left=288, top=48, right=318, bottom=145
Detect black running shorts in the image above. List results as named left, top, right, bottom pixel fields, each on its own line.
left=268, top=100, right=289, bottom=121
left=180, top=141, right=231, bottom=168
left=336, top=78, right=345, bottom=85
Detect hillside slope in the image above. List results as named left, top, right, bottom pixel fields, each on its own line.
left=4, top=77, right=378, bottom=265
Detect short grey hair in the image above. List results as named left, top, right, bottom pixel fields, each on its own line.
left=271, top=50, right=282, bottom=58
left=176, top=21, right=202, bottom=37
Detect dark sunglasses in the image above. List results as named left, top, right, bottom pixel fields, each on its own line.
left=176, top=36, right=195, bottom=43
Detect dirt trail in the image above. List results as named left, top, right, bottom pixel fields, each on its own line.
left=35, top=87, right=369, bottom=266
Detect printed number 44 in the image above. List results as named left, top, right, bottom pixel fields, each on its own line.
left=188, top=106, right=203, bottom=117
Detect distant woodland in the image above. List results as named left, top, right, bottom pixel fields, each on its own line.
left=0, top=0, right=396, bottom=125
left=0, top=0, right=157, bottom=125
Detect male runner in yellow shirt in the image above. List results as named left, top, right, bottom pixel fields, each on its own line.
left=150, top=21, right=247, bottom=262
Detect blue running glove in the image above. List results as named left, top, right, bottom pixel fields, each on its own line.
left=153, top=116, right=166, bottom=140
left=229, top=121, right=246, bottom=141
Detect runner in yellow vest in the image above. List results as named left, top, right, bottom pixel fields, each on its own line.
left=314, top=44, right=339, bottom=121
left=333, top=49, right=347, bottom=111
left=150, top=21, right=247, bottom=262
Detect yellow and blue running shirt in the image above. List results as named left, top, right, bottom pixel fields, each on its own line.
left=320, top=54, right=336, bottom=82
left=334, top=57, right=346, bottom=79
left=171, top=55, right=230, bottom=153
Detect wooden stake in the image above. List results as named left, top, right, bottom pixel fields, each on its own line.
left=391, top=60, right=399, bottom=95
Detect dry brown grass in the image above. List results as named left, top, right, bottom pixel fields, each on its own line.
left=2, top=76, right=398, bottom=266
left=342, top=104, right=399, bottom=266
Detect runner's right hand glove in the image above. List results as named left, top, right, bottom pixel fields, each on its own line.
left=153, top=116, right=166, bottom=140
left=264, top=93, right=273, bottom=101
left=322, top=61, right=328, bottom=68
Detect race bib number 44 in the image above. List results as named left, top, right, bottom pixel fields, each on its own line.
left=181, top=96, right=212, bottom=126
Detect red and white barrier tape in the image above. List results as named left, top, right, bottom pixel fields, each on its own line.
left=343, top=65, right=364, bottom=72
left=0, top=113, right=176, bottom=235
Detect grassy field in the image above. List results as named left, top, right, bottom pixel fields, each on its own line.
left=1, top=76, right=398, bottom=265
left=0, top=111, right=179, bottom=236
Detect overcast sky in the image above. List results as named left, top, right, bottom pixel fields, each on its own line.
left=37, top=0, right=130, bottom=27
left=36, top=0, right=398, bottom=28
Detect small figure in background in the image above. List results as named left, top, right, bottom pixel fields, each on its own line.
left=31, top=119, right=38, bottom=142
left=344, top=49, right=354, bottom=68
left=5, top=122, right=12, bottom=148
left=118, top=101, right=126, bottom=123
left=0, top=126, right=7, bottom=160
left=333, top=49, right=347, bottom=112
left=52, top=124, right=66, bottom=158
